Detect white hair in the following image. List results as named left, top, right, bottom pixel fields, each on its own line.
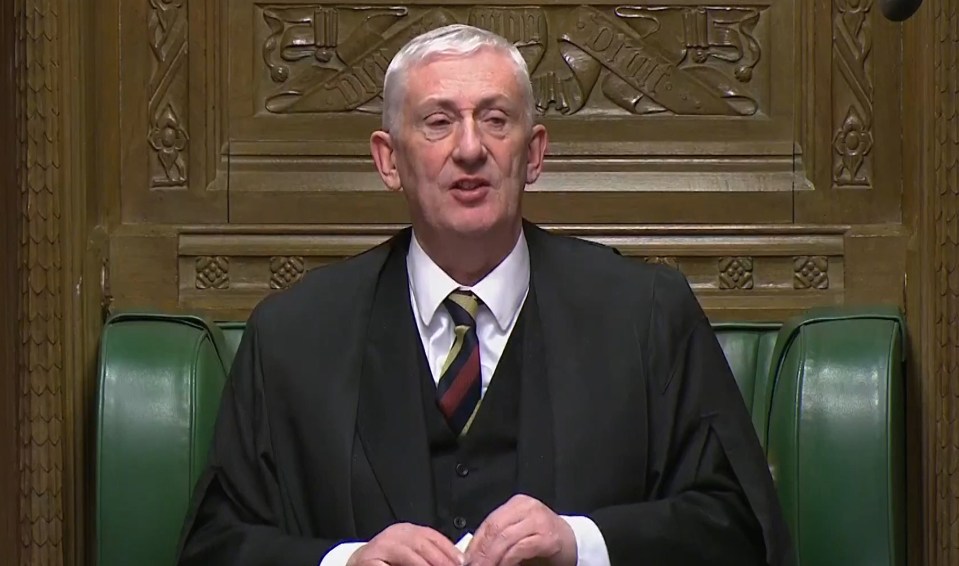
left=381, top=24, right=535, bottom=132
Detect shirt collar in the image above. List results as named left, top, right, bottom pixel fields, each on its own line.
left=407, top=229, right=530, bottom=332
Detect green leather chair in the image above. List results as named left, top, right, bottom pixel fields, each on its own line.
left=95, top=307, right=906, bottom=566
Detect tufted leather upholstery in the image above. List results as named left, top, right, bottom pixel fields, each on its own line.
left=95, top=307, right=905, bottom=566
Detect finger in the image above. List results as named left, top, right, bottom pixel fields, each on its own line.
left=500, top=534, right=554, bottom=566
left=378, top=542, right=433, bottom=566
left=416, top=528, right=465, bottom=566
left=469, top=497, right=529, bottom=554
left=468, top=513, right=539, bottom=566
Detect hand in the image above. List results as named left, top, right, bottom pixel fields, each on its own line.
left=465, top=495, right=577, bottom=566
left=346, top=523, right=464, bottom=566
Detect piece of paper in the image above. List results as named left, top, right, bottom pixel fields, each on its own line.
left=455, top=532, right=473, bottom=552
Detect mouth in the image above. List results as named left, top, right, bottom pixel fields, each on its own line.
left=449, top=177, right=492, bottom=205
left=450, top=177, right=491, bottom=191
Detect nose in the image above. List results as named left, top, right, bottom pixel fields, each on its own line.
left=451, top=118, right=487, bottom=166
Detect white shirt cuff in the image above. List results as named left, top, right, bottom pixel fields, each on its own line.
left=561, top=515, right=612, bottom=566
left=318, top=541, right=366, bottom=566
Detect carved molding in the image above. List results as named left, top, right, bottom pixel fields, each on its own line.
left=832, top=0, right=873, bottom=187
left=718, top=256, right=755, bottom=289
left=793, top=256, right=829, bottom=289
left=258, top=4, right=767, bottom=117
left=932, top=0, right=959, bottom=558
left=148, top=0, right=189, bottom=187
left=172, top=229, right=845, bottom=317
left=16, top=0, right=65, bottom=561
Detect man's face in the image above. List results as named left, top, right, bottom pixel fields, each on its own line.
left=371, top=48, right=548, bottom=240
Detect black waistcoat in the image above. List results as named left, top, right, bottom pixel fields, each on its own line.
left=419, top=304, right=528, bottom=541
left=351, top=235, right=555, bottom=541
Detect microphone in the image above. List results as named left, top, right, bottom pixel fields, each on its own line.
left=878, top=0, right=923, bottom=21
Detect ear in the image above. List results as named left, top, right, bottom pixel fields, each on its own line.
left=370, top=130, right=403, bottom=192
left=524, top=124, right=548, bottom=185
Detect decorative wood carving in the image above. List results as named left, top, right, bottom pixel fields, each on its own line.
left=269, top=256, right=305, bottom=289
left=148, top=0, right=189, bottom=188
left=718, top=256, right=755, bottom=289
left=258, top=4, right=768, bottom=117
left=793, top=256, right=829, bottom=289
left=195, top=256, right=230, bottom=289
left=16, top=0, right=65, bottom=562
left=832, top=0, right=873, bottom=187
left=932, top=0, right=959, bottom=557
left=156, top=227, right=847, bottom=320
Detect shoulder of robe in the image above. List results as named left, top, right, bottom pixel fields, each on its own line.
left=245, top=235, right=396, bottom=339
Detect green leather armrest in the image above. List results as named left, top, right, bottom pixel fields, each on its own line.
left=764, top=307, right=905, bottom=566
left=95, top=313, right=231, bottom=566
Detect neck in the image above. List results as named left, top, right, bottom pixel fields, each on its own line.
left=415, top=222, right=521, bottom=286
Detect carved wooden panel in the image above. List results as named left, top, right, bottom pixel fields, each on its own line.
left=793, top=0, right=902, bottom=223
left=16, top=0, right=65, bottom=563
left=100, top=224, right=889, bottom=322
left=118, top=0, right=226, bottom=223
left=226, top=0, right=796, bottom=224
left=930, top=0, right=959, bottom=556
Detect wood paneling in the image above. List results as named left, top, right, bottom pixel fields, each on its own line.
left=1, top=0, right=20, bottom=561
left=905, top=0, right=959, bottom=561
left=108, top=223, right=903, bottom=323
left=225, top=1, right=797, bottom=224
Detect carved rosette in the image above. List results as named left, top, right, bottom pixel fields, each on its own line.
left=270, top=256, right=306, bottom=289
left=195, top=256, right=230, bottom=290
left=793, top=256, right=829, bottom=289
left=718, top=257, right=754, bottom=289
left=258, top=4, right=768, bottom=117
left=16, top=0, right=65, bottom=562
left=148, top=0, right=189, bottom=187
left=832, top=0, right=874, bottom=187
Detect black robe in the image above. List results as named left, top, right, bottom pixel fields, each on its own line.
left=175, top=222, right=795, bottom=566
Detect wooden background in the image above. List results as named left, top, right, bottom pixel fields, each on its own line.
left=0, top=0, right=956, bottom=563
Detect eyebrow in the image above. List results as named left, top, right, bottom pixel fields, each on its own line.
left=417, top=94, right=516, bottom=114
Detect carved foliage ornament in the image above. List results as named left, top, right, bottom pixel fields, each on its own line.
left=149, top=0, right=189, bottom=187
left=148, top=103, right=189, bottom=184
left=832, top=0, right=874, bottom=186
left=259, top=4, right=766, bottom=116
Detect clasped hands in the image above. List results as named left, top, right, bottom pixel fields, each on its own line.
left=345, top=494, right=577, bottom=566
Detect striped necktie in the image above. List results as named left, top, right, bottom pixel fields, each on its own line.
left=436, top=290, right=482, bottom=436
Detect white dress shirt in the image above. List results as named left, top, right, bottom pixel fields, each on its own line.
left=321, top=231, right=610, bottom=566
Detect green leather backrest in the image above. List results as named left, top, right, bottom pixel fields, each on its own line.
left=764, top=307, right=905, bottom=566
left=96, top=314, right=231, bottom=566
left=95, top=308, right=905, bottom=566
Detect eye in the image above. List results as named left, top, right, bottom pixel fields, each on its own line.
left=482, top=110, right=511, bottom=132
left=424, top=113, right=453, bottom=128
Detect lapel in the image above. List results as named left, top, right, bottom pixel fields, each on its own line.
left=355, top=229, right=435, bottom=526
left=523, top=222, right=644, bottom=512
left=514, top=284, right=556, bottom=506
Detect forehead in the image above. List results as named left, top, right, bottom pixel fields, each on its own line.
left=404, top=49, right=524, bottom=106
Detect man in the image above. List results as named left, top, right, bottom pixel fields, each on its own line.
left=176, top=24, right=794, bottom=566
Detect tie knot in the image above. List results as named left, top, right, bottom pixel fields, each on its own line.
left=444, top=290, right=480, bottom=326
